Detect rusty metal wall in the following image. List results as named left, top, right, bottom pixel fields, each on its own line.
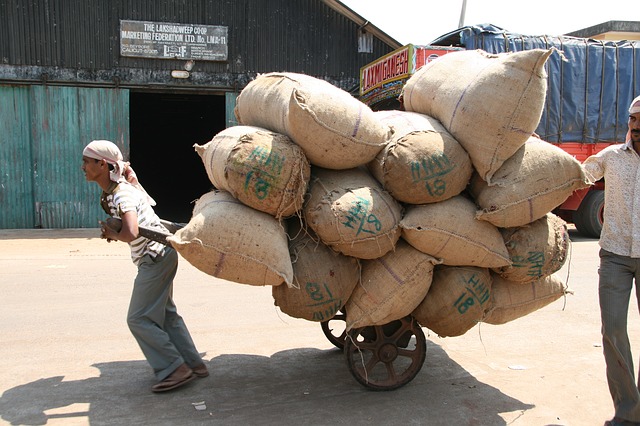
left=0, top=85, right=129, bottom=229
left=0, top=0, right=395, bottom=90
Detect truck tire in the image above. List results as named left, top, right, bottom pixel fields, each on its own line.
left=573, top=189, right=604, bottom=238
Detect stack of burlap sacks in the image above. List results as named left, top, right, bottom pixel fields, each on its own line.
left=167, top=48, right=590, bottom=337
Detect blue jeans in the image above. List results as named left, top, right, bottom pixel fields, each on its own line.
left=599, top=248, right=640, bottom=421
left=127, top=246, right=203, bottom=381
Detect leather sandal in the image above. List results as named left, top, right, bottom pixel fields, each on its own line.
left=192, top=363, right=209, bottom=378
left=151, top=363, right=195, bottom=393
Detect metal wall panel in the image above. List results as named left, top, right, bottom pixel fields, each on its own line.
left=30, top=86, right=130, bottom=228
left=224, top=91, right=238, bottom=127
left=0, top=0, right=397, bottom=228
left=0, top=0, right=395, bottom=90
left=0, top=85, right=35, bottom=228
left=0, top=85, right=129, bottom=229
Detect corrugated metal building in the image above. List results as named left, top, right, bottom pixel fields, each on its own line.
left=0, top=0, right=400, bottom=228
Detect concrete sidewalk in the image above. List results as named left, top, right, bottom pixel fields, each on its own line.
left=0, top=228, right=632, bottom=425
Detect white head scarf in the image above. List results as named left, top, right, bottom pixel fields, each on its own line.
left=83, top=139, right=156, bottom=206
left=625, top=96, right=640, bottom=143
left=630, top=95, right=640, bottom=114
left=83, top=140, right=128, bottom=183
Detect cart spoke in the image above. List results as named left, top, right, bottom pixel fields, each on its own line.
left=384, top=360, right=398, bottom=382
left=364, top=355, right=381, bottom=372
left=352, top=338, right=379, bottom=352
left=397, top=347, right=419, bottom=358
left=387, top=320, right=408, bottom=342
left=345, top=316, right=427, bottom=391
left=321, top=310, right=348, bottom=349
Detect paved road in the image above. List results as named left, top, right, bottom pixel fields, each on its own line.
left=0, top=227, right=636, bottom=425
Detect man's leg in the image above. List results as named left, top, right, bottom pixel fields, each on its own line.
left=128, top=251, right=184, bottom=381
left=599, top=249, right=640, bottom=421
left=159, top=248, right=204, bottom=368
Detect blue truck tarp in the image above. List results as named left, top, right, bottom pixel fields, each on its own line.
left=431, top=24, right=640, bottom=144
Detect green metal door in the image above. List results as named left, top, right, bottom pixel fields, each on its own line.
left=0, top=85, right=130, bottom=229
left=225, top=92, right=239, bottom=128
left=0, top=85, right=35, bottom=228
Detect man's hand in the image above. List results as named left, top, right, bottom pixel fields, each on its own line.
left=99, top=212, right=139, bottom=243
left=99, top=219, right=117, bottom=242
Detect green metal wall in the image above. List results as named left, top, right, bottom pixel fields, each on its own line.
left=0, top=86, right=34, bottom=228
left=225, top=92, right=238, bottom=128
left=0, top=85, right=129, bottom=229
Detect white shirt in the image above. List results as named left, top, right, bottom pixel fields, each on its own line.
left=582, top=140, right=640, bottom=257
left=102, top=182, right=166, bottom=265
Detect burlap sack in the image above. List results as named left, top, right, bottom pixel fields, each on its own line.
left=470, top=136, right=590, bottom=228
left=412, top=265, right=492, bottom=337
left=194, top=125, right=310, bottom=219
left=400, top=195, right=511, bottom=267
left=401, top=49, right=552, bottom=184
left=493, top=213, right=569, bottom=283
left=234, top=72, right=391, bottom=169
left=367, top=110, right=473, bottom=204
left=272, top=221, right=360, bottom=322
left=304, top=167, right=402, bottom=259
left=483, top=273, right=568, bottom=325
left=167, top=190, right=293, bottom=287
left=345, top=240, right=438, bottom=330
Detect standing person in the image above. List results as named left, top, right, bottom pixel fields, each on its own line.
left=81, top=139, right=208, bottom=393
left=583, top=96, right=640, bottom=426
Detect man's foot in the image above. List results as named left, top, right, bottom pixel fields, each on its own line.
left=151, top=363, right=195, bottom=392
left=192, top=363, right=209, bottom=378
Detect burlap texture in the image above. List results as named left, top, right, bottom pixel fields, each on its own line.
left=493, top=213, right=569, bottom=282
left=304, top=167, right=402, bottom=259
left=483, top=273, right=568, bottom=325
left=470, top=136, right=590, bottom=228
left=412, top=265, right=492, bottom=337
left=194, top=125, right=310, bottom=218
left=167, top=190, right=293, bottom=287
left=272, top=221, right=360, bottom=322
left=400, top=195, right=510, bottom=267
left=235, top=72, right=391, bottom=169
left=401, top=49, right=552, bottom=184
left=345, top=240, right=438, bottom=330
left=368, top=110, right=472, bottom=204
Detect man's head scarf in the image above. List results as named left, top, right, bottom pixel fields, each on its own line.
left=83, top=140, right=156, bottom=206
left=83, top=140, right=127, bottom=183
left=626, top=96, right=640, bottom=143
left=630, top=95, right=640, bottom=115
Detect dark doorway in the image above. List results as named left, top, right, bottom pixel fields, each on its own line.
left=129, top=92, right=226, bottom=222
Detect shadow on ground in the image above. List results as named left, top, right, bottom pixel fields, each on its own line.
left=567, top=227, right=598, bottom=243
left=0, top=342, right=533, bottom=426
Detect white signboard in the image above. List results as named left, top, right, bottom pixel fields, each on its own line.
left=120, top=20, right=228, bottom=61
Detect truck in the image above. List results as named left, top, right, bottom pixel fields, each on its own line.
left=359, top=24, right=640, bottom=238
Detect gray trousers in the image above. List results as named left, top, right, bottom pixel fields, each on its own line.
left=599, top=248, right=640, bottom=421
left=127, top=246, right=203, bottom=381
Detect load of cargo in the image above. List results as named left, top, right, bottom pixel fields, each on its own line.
left=167, top=49, right=589, bottom=339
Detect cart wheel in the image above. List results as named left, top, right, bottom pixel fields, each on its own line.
left=321, top=310, right=347, bottom=350
left=344, top=315, right=426, bottom=391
